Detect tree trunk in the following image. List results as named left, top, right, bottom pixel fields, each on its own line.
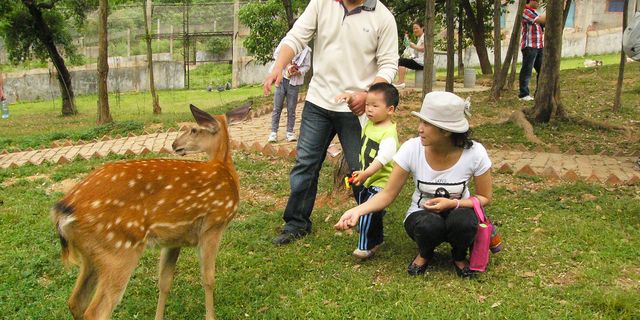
left=461, top=0, right=493, bottom=74
left=144, top=0, right=161, bottom=115
left=507, top=44, right=519, bottom=90
left=423, top=0, right=436, bottom=97
left=282, top=0, right=295, bottom=29
left=22, top=0, right=77, bottom=116
left=492, top=0, right=502, bottom=76
left=613, top=0, right=629, bottom=111
left=96, top=0, right=112, bottom=125
left=526, top=0, right=566, bottom=123
left=457, top=6, right=464, bottom=77
left=490, top=0, right=526, bottom=99
left=445, top=0, right=455, bottom=92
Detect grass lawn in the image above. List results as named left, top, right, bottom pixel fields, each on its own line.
left=0, top=55, right=639, bottom=319
left=0, top=151, right=638, bottom=319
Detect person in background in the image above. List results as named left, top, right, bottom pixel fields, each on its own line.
left=268, top=42, right=312, bottom=143
left=518, top=0, right=546, bottom=101
left=336, top=92, right=493, bottom=278
left=394, top=21, right=425, bottom=89
left=263, top=0, right=399, bottom=245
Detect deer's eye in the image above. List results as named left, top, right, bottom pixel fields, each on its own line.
left=191, top=128, right=198, bottom=134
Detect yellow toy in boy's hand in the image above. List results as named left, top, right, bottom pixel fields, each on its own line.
left=344, top=174, right=357, bottom=189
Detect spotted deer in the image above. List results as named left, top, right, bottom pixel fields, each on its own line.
left=51, top=105, right=239, bottom=320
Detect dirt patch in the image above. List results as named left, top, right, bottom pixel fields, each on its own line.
left=144, top=123, right=165, bottom=132
left=49, top=178, right=82, bottom=194
left=616, top=267, right=640, bottom=290
left=1, top=174, right=50, bottom=187
left=493, top=173, right=561, bottom=192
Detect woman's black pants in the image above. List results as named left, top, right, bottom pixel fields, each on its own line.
left=404, top=208, right=478, bottom=261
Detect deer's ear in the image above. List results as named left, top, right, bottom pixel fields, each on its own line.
left=190, top=104, right=219, bottom=132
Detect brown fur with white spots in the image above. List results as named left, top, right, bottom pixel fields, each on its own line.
left=51, top=105, right=239, bottom=320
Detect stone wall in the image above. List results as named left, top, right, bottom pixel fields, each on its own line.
left=2, top=59, right=184, bottom=103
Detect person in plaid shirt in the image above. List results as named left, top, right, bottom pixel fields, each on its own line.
left=518, top=0, right=546, bottom=101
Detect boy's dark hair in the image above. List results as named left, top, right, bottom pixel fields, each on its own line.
left=451, top=129, right=474, bottom=149
left=413, top=20, right=424, bottom=28
left=368, top=82, right=400, bottom=109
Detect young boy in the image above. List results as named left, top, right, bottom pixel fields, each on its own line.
left=336, top=83, right=400, bottom=259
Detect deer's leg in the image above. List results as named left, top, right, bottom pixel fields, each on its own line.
left=155, top=247, right=181, bottom=320
left=83, top=251, right=141, bottom=320
left=199, top=227, right=226, bottom=320
left=68, top=257, right=97, bottom=319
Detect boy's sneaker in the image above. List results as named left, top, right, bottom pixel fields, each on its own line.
left=519, top=95, right=534, bottom=101
left=352, top=242, right=383, bottom=260
left=286, top=132, right=297, bottom=142
left=393, top=83, right=406, bottom=89
left=267, top=132, right=277, bottom=143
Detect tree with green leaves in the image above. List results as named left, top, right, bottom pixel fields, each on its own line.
left=0, top=1, right=94, bottom=115
left=238, top=0, right=304, bottom=65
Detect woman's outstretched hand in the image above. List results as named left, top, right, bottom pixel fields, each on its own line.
left=335, top=208, right=360, bottom=230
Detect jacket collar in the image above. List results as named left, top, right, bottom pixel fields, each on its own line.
left=336, top=0, right=377, bottom=12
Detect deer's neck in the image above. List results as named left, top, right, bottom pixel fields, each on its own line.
left=207, top=125, right=239, bottom=188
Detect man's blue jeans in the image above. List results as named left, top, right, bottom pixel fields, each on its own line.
left=282, top=101, right=362, bottom=234
left=518, top=47, right=543, bottom=98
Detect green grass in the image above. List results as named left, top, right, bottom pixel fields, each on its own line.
left=0, top=55, right=639, bottom=319
left=0, top=152, right=638, bottom=319
left=0, top=86, right=263, bottom=152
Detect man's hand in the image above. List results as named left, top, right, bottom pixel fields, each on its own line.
left=263, top=70, right=284, bottom=96
left=348, top=91, right=367, bottom=116
left=537, top=13, right=546, bottom=26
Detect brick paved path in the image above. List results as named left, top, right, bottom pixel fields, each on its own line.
left=1, top=95, right=638, bottom=185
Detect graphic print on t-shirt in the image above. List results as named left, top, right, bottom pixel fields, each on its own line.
left=360, top=136, right=379, bottom=169
left=416, top=180, right=467, bottom=208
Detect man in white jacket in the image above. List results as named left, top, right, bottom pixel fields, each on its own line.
left=263, top=0, right=398, bottom=245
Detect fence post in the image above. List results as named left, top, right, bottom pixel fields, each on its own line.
left=232, top=0, right=240, bottom=88
left=127, top=28, right=131, bottom=57
left=170, top=25, right=174, bottom=57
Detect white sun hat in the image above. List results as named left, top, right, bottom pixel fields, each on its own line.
left=411, top=91, right=471, bottom=133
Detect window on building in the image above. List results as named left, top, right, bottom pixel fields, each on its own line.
left=565, top=1, right=576, bottom=28
left=607, top=0, right=625, bottom=12
left=500, top=5, right=506, bottom=28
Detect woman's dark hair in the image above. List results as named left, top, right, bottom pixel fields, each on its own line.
left=451, top=129, right=474, bottom=149
left=413, top=20, right=424, bottom=28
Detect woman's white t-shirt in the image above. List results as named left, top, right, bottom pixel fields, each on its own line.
left=413, top=34, right=425, bottom=66
left=393, top=137, right=492, bottom=220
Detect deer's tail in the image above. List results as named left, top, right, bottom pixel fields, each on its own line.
left=51, top=201, right=77, bottom=268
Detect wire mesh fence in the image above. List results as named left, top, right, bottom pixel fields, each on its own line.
left=69, top=2, right=241, bottom=90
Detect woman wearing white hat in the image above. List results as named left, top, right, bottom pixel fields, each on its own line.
left=335, top=91, right=493, bottom=277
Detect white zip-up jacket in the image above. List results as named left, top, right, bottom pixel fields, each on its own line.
left=281, top=0, right=399, bottom=112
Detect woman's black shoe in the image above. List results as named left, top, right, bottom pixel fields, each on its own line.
left=407, top=261, right=429, bottom=276
left=453, top=262, right=476, bottom=278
